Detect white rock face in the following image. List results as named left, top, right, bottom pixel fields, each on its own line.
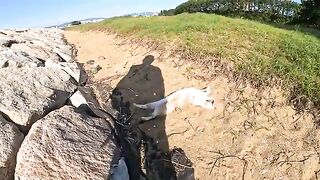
left=0, top=67, right=77, bottom=128
left=0, top=115, right=24, bottom=180
left=45, top=59, right=81, bottom=83
left=0, top=33, right=20, bottom=47
left=10, top=43, right=51, bottom=61
left=0, top=48, right=43, bottom=68
left=0, top=28, right=75, bottom=66
left=69, top=90, right=88, bottom=108
left=15, top=106, right=118, bottom=180
left=0, top=28, right=118, bottom=179
left=110, top=157, right=130, bottom=180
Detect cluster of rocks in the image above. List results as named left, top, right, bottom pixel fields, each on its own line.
left=0, top=29, right=118, bottom=179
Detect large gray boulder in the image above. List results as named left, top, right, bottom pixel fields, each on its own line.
left=0, top=48, right=43, bottom=68
left=0, top=115, right=24, bottom=180
left=44, top=59, right=83, bottom=84
left=10, top=43, right=51, bottom=61
left=0, top=28, right=74, bottom=66
left=0, top=67, right=77, bottom=128
left=53, top=48, right=73, bottom=62
left=3, top=29, right=64, bottom=46
left=15, top=106, right=118, bottom=180
left=0, top=34, right=20, bottom=48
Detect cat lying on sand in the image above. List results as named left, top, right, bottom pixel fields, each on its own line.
left=133, top=87, right=215, bottom=120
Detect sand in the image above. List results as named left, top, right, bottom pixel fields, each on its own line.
left=65, top=30, right=320, bottom=180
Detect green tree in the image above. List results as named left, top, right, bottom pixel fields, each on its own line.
left=299, top=0, right=320, bottom=28
left=160, top=0, right=300, bottom=24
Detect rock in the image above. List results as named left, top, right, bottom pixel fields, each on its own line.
left=78, top=63, right=88, bottom=85
left=170, top=148, right=195, bottom=180
left=53, top=48, right=73, bottom=62
left=45, top=59, right=82, bottom=83
left=10, top=30, right=41, bottom=42
left=55, top=45, right=73, bottom=56
left=0, top=67, right=77, bottom=128
left=0, top=115, right=24, bottom=180
left=49, top=52, right=64, bottom=62
left=7, top=29, right=59, bottom=44
left=86, top=59, right=95, bottom=65
left=68, top=86, right=115, bottom=129
left=68, top=90, right=88, bottom=108
left=98, top=56, right=106, bottom=61
left=110, top=157, right=129, bottom=180
left=0, top=34, right=20, bottom=47
left=10, top=43, right=51, bottom=61
left=90, top=63, right=102, bottom=74
left=15, top=106, right=118, bottom=180
left=0, top=48, right=43, bottom=68
left=27, top=41, right=64, bottom=63
left=2, top=29, right=73, bottom=62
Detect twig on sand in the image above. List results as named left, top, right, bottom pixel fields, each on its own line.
left=184, top=117, right=196, bottom=131
left=222, top=102, right=231, bottom=118
left=315, top=170, right=320, bottom=179
left=161, top=158, right=194, bottom=169
left=127, top=88, right=137, bottom=93
left=168, top=128, right=189, bottom=138
left=209, top=151, right=248, bottom=180
left=291, top=111, right=304, bottom=124
left=123, top=88, right=139, bottom=97
left=123, top=61, right=129, bottom=68
left=277, top=154, right=312, bottom=166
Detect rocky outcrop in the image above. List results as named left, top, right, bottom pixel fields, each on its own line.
left=0, top=115, right=24, bottom=180
left=10, top=43, right=47, bottom=58
left=0, top=29, right=86, bottom=130
left=0, top=29, right=74, bottom=66
left=15, top=106, right=117, bottom=179
left=0, top=28, right=118, bottom=180
left=0, top=48, right=43, bottom=68
left=110, top=157, right=129, bottom=180
left=45, top=59, right=84, bottom=84
left=69, top=90, right=88, bottom=108
left=0, top=33, right=22, bottom=48
left=0, top=67, right=77, bottom=128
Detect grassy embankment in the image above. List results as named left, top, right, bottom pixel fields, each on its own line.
left=69, top=13, right=320, bottom=107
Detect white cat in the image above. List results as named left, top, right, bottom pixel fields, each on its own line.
left=133, top=87, right=215, bottom=120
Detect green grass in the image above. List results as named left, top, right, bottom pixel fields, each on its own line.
left=69, top=13, right=320, bottom=106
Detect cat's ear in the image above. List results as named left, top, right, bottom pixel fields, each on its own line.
left=202, top=87, right=211, bottom=94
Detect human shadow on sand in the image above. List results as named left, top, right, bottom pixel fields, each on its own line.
left=111, top=55, right=178, bottom=180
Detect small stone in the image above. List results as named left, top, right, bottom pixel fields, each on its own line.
left=86, top=59, right=95, bottom=65
left=197, top=126, right=205, bottom=132
left=98, top=56, right=106, bottom=61
left=90, top=63, right=102, bottom=74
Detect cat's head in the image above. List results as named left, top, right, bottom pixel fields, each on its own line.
left=195, top=87, right=215, bottom=109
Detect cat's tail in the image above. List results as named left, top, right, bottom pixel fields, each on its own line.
left=132, top=103, right=148, bottom=109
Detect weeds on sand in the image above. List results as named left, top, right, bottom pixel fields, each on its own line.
left=69, top=13, right=320, bottom=108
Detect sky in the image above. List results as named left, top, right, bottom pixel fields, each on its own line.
left=0, top=0, right=187, bottom=29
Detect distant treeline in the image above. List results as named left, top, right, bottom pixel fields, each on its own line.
left=159, top=0, right=320, bottom=28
